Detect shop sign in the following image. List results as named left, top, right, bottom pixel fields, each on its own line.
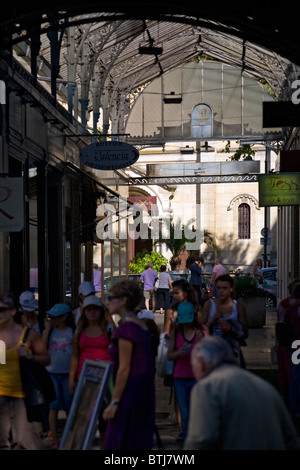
left=258, top=173, right=300, bottom=206
left=79, top=141, right=139, bottom=170
left=0, top=178, right=24, bottom=232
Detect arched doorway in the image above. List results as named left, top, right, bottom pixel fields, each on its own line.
left=128, top=188, right=158, bottom=258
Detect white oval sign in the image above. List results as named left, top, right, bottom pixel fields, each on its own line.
left=79, top=141, right=139, bottom=170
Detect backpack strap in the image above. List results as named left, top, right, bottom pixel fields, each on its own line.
left=21, top=326, right=31, bottom=344
left=47, top=327, right=54, bottom=350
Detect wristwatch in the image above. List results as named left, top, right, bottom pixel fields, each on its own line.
left=110, top=400, right=120, bottom=405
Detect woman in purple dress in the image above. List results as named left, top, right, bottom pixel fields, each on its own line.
left=102, top=280, right=155, bottom=450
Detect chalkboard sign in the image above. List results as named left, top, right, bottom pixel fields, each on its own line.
left=59, top=359, right=112, bottom=450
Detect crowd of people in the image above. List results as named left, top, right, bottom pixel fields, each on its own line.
left=1, top=257, right=300, bottom=451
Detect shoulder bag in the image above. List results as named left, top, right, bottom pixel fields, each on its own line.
left=156, top=332, right=174, bottom=378
left=19, top=327, right=56, bottom=422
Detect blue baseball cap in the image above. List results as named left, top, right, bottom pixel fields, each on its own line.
left=177, top=301, right=195, bottom=324
left=47, top=303, right=70, bottom=317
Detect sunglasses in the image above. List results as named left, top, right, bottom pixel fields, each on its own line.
left=0, top=306, right=9, bottom=312
left=108, top=295, right=119, bottom=301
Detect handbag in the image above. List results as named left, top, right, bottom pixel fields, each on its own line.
left=156, top=333, right=174, bottom=378
left=154, top=277, right=159, bottom=291
left=19, top=327, right=56, bottom=422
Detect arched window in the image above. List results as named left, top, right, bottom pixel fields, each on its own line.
left=238, top=203, right=250, bottom=239
left=191, top=104, right=213, bottom=138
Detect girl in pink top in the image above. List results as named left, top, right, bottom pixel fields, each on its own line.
left=69, top=295, right=115, bottom=390
left=68, top=295, right=115, bottom=446
left=168, top=300, right=205, bottom=441
left=77, top=330, right=112, bottom=379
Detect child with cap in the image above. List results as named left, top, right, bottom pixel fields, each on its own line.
left=69, top=295, right=115, bottom=446
left=69, top=295, right=114, bottom=387
left=42, top=303, right=75, bottom=449
left=167, top=300, right=205, bottom=442
left=18, top=291, right=41, bottom=334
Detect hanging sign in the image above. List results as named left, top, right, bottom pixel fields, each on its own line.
left=0, top=177, right=24, bottom=232
left=79, top=141, right=139, bottom=170
left=258, top=173, right=300, bottom=207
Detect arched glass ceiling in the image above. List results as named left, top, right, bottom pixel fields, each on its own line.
left=2, top=4, right=300, bottom=65
left=6, top=9, right=300, bottom=134
left=125, top=62, right=283, bottom=144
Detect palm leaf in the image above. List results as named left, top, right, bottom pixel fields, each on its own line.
left=157, top=217, right=196, bottom=257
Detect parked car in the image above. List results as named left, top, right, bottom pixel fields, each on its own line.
left=260, top=267, right=277, bottom=308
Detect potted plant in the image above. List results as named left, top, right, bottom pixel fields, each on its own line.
left=233, top=276, right=267, bottom=328
left=156, top=218, right=191, bottom=271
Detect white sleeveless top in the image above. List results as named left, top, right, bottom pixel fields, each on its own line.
left=208, top=298, right=238, bottom=321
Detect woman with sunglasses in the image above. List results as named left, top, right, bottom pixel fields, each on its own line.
left=0, top=293, right=50, bottom=450
left=102, top=280, right=155, bottom=450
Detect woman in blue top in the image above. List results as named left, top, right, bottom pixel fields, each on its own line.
left=42, top=303, right=75, bottom=449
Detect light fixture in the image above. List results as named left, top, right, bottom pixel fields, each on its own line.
left=164, top=92, right=182, bottom=104
left=180, top=145, right=194, bottom=154
left=139, top=46, right=163, bottom=55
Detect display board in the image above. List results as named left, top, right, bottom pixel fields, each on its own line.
left=59, top=359, right=112, bottom=450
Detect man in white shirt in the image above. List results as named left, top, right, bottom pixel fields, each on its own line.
left=184, top=336, right=300, bottom=450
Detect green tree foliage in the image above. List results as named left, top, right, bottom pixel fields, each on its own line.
left=234, top=276, right=268, bottom=299
left=224, top=140, right=255, bottom=161
left=129, top=249, right=168, bottom=274
left=156, top=218, right=195, bottom=270
left=157, top=218, right=192, bottom=258
left=203, top=229, right=219, bottom=254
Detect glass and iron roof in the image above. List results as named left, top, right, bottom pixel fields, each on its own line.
left=2, top=5, right=299, bottom=135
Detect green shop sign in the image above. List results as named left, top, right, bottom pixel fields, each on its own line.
left=258, top=173, right=300, bottom=207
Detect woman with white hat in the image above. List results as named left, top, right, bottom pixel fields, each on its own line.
left=69, top=295, right=115, bottom=447
left=72, top=281, right=96, bottom=325
left=18, top=291, right=41, bottom=334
